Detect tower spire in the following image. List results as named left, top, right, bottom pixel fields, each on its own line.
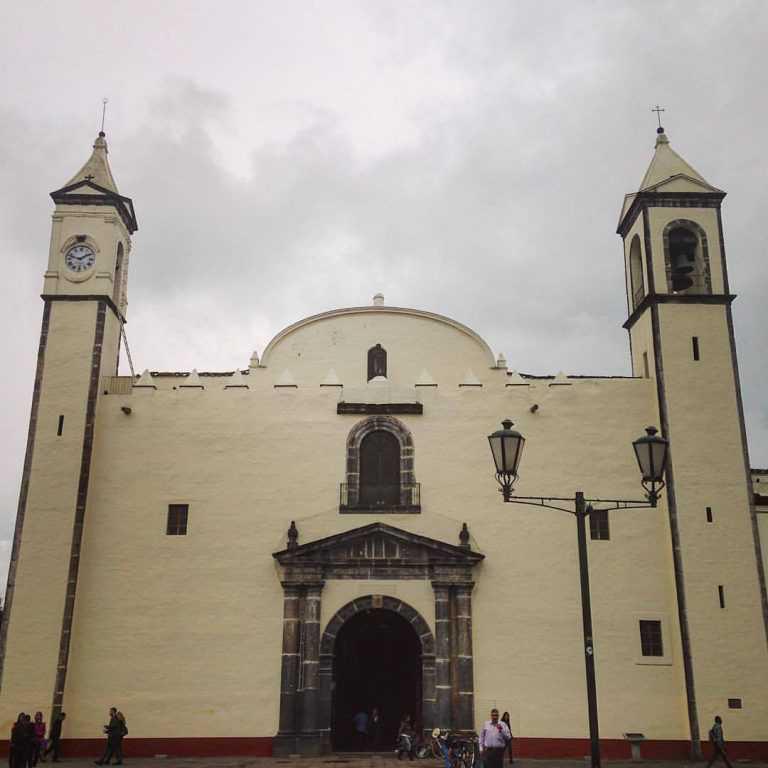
left=59, top=130, right=119, bottom=193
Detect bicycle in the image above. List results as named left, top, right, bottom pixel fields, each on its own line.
left=429, top=728, right=478, bottom=768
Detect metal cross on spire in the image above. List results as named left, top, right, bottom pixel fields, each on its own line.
left=100, top=98, right=108, bottom=134
left=651, top=105, right=665, bottom=129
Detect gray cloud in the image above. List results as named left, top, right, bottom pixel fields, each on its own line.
left=1, top=0, right=767, bottom=585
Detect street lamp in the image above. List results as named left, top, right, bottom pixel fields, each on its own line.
left=487, top=420, right=669, bottom=768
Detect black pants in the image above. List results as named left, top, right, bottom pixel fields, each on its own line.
left=98, top=738, right=123, bottom=764
left=485, top=747, right=505, bottom=768
left=43, top=739, right=60, bottom=762
left=707, top=744, right=733, bottom=768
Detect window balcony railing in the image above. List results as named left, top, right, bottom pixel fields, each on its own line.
left=339, top=483, right=421, bottom=514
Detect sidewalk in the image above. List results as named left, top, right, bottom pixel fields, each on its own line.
left=51, top=757, right=768, bottom=768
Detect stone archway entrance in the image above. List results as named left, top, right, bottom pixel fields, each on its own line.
left=272, top=522, right=483, bottom=756
left=328, top=601, right=427, bottom=750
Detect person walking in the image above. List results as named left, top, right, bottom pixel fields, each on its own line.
left=113, top=713, right=127, bottom=765
left=95, top=708, right=121, bottom=765
left=707, top=716, right=734, bottom=768
left=501, top=712, right=514, bottom=764
left=10, top=714, right=27, bottom=768
left=369, top=706, right=383, bottom=751
left=43, top=714, right=65, bottom=763
left=480, top=708, right=511, bottom=768
left=23, top=715, right=36, bottom=768
left=31, top=713, right=46, bottom=766
left=352, top=709, right=369, bottom=751
left=396, top=715, right=416, bottom=761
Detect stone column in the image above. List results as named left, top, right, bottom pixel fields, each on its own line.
left=274, top=583, right=301, bottom=755
left=454, top=583, right=476, bottom=730
left=432, top=583, right=453, bottom=729
left=298, top=582, right=324, bottom=754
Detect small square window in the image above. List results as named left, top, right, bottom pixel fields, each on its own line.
left=639, top=620, right=663, bottom=657
left=589, top=509, right=610, bottom=541
left=728, top=698, right=742, bottom=709
left=166, top=504, right=189, bottom=535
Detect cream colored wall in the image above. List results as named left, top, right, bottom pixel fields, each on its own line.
left=14, top=365, right=722, bottom=743
left=1, top=302, right=99, bottom=719
left=656, top=302, right=767, bottom=738
left=0, top=199, right=126, bottom=735
left=43, top=206, right=130, bottom=301
left=261, top=310, right=498, bottom=388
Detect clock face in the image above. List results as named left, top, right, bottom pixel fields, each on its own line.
left=64, top=244, right=96, bottom=272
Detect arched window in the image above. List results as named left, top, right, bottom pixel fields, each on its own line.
left=663, top=221, right=711, bottom=295
left=341, top=415, right=419, bottom=512
left=367, top=344, right=387, bottom=381
left=359, top=431, right=400, bottom=506
left=114, top=242, right=124, bottom=306
left=629, top=235, right=644, bottom=310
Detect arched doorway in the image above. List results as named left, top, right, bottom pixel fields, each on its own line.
left=332, top=608, right=421, bottom=751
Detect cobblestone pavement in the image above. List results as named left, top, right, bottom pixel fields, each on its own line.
left=52, top=757, right=768, bottom=768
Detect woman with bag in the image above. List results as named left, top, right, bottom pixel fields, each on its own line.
left=501, top=712, right=514, bottom=764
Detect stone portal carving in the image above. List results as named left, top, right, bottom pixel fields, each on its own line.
left=272, top=522, right=484, bottom=755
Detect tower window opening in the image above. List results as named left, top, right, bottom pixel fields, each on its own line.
left=692, top=336, right=700, bottom=361
left=367, top=344, right=387, bottom=381
left=642, top=352, right=650, bottom=379
left=629, top=235, right=645, bottom=310
left=666, top=224, right=711, bottom=295
left=57, top=415, right=64, bottom=436
left=114, top=242, right=124, bottom=306
left=706, top=506, right=713, bottom=523
left=718, top=585, right=725, bottom=609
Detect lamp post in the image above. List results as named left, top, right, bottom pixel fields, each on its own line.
left=487, top=422, right=669, bottom=768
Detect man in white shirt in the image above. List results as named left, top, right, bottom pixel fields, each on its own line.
left=480, top=708, right=511, bottom=768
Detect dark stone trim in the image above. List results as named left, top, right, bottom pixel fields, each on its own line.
left=343, top=416, right=417, bottom=508
left=0, top=302, right=52, bottom=689
left=273, top=522, right=484, bottom=568
left=41, top=294, right=126, bottom=325
left=618, top=191, right=725, bottom=237
left=337, top=402, right=423, bottom=415
left=51, top=301, right=107, bottom=717
left=339, top=505, right=421, bottom=515
left=50, top=181, right=138, bottom=233
left=624, top=292, right=736, bottom=331
left=650, top=301, right=701, bottom=758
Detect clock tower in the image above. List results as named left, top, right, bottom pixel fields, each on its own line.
left=0, top=132, right=137, bottom=718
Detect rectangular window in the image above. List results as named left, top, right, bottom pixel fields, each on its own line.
left=57, top=415, right=64, bottom=436
left=589, top=509, right=610, bottom=540
left=728, top=698, right=742, bottom=709
left=639, top=620, right=663, bottom=657
left=642, top=352, right=650, bottom=379
left=718, top=584, right=725, bottom=608
left=706, top=506, right=713, bottom=522
left=166, top=504, right=189, bottom=535
left=692, top=336, right=700, bottom=361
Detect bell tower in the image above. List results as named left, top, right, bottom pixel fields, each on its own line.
left=618, top=127, right=768, bottom=754
left=0, top=132, right=138, bottom=719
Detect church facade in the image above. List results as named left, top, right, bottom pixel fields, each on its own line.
left=1, top=126, right=767, bottom=759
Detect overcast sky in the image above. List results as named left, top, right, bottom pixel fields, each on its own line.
left=1, top=1, right=766, bottom=585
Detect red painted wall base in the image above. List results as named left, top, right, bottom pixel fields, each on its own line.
left=0, top=736, right=767, bottom=760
